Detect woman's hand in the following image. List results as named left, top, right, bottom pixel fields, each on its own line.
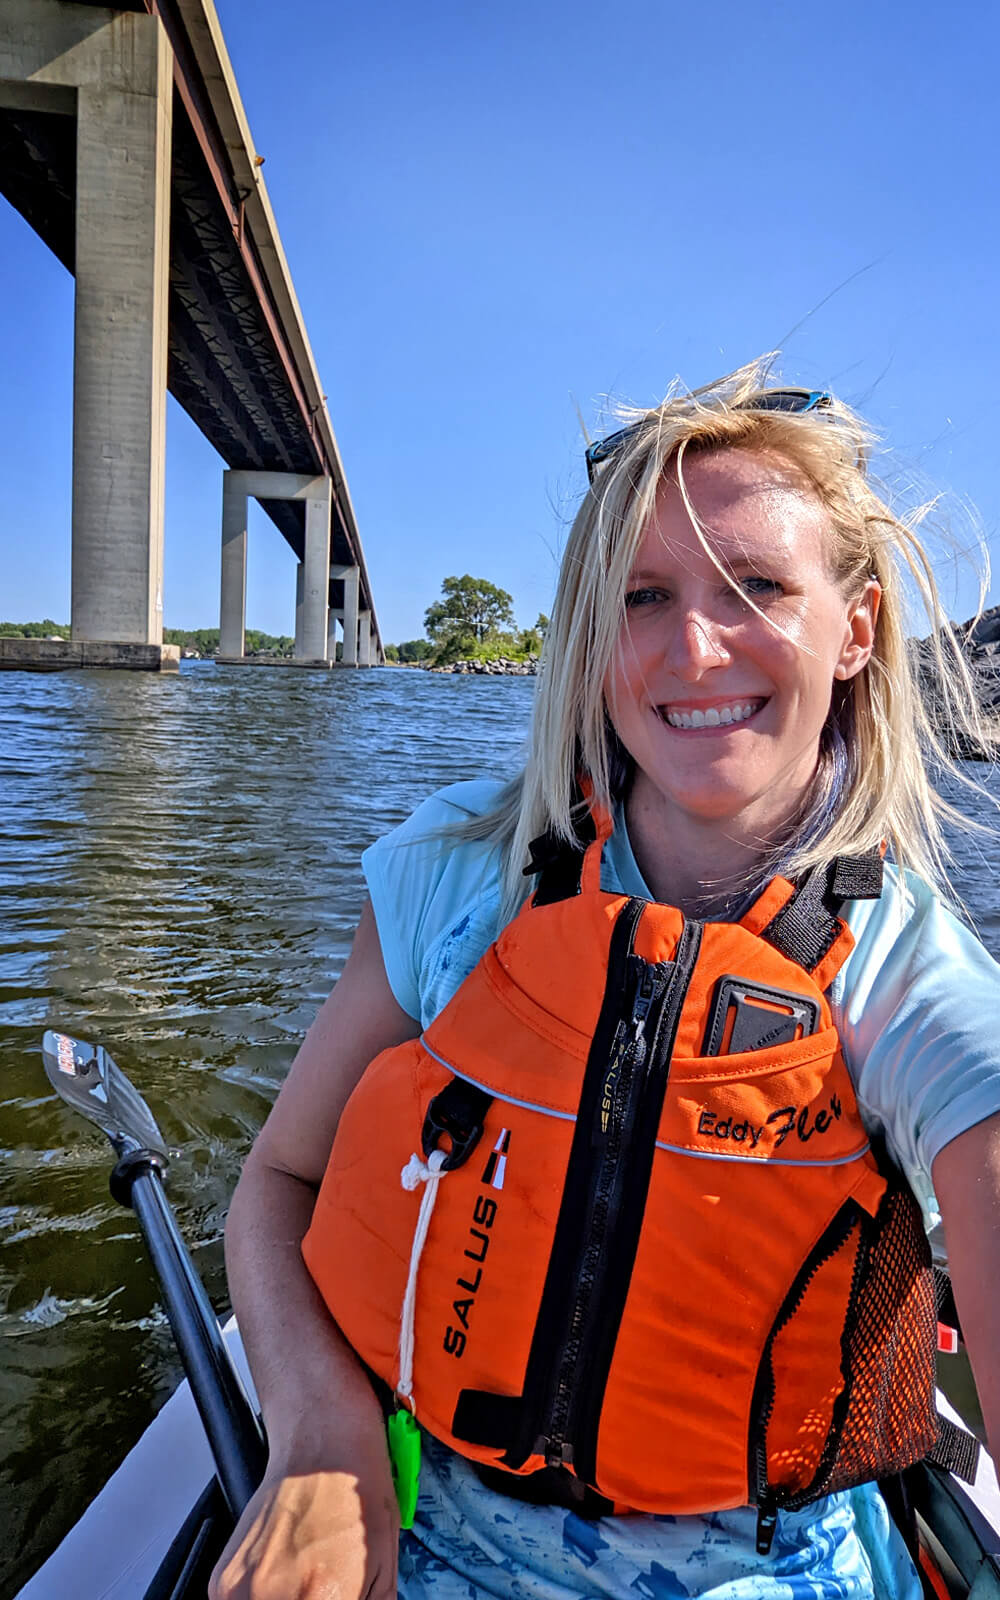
left=208, top=1437, right=400, bottom=1600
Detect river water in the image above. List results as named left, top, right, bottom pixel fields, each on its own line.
left=1, top=664, right=998, bottom=1597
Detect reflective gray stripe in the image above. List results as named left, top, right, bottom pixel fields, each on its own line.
left=653, top=1139, right=871, bottom=1168
left=421, top=1039, right=871, bottom=1168
left=420, top=1039, right=577, bottom=1123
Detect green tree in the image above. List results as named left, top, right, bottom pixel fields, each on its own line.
left=430, top=629, right=478, bottom=665
left=0, top=619, right=69, bottom=638
left=398, top=638, right=433, bottom=663
left=162, top=626, right=294, bottom=656
left=424, top=575, right=515, bottom=645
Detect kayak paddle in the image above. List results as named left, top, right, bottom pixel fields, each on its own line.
left=41, top=1029, right=267, bottom=1521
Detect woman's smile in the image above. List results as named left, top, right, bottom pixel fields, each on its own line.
left=656, top=695, right=770, bottom=731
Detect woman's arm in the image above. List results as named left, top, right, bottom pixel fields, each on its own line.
left=210, top=900, right=421, bottom=1600
left=932, top=1110, right=1000, bottom=1465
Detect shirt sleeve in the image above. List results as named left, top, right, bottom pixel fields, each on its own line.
left=833, top=867, right=1000, bottom=1231
left=361, top=780, right=506, bottom=1021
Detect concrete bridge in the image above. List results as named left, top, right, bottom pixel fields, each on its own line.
left=0, top=0, right=381, bottom=670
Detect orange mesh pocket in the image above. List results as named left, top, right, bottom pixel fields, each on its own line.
left=752, top=1184, right=938, bottom=1511
left=765, top=1217, right=862, bottom=1492
left=811, top=1184, right=938, bottom=1498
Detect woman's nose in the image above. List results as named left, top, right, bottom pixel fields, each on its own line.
left=666, top=608, right=732, bottom=679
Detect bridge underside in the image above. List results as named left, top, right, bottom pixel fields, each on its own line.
left=0, top=98, right=336, bottom=564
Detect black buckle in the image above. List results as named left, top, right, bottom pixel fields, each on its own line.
left=421, top=1079, right=492, bottom=1171
left=522, top=831, right=562, bottom=878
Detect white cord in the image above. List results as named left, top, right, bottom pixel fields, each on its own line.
left=397, top=1148, right=449, bottom=1409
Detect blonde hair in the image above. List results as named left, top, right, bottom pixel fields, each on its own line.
left=462, top=356, right=999, bottom=920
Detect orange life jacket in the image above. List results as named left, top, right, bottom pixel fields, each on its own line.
left=302, top=806, right=941, bottom=1549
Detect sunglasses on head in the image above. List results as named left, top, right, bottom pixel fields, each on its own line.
left=584, top=388, right=833, bottom=485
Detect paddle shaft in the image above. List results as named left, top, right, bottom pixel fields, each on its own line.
left=127, top=1164, right=267, bottom=1520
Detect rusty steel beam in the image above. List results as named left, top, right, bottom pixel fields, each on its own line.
left=146, top=2, right=325, bottom=464
left=162, top=0, right=377, bottom=631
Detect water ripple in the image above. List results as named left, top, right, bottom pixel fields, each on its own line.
left=0, top=662, right=535, bottom=1591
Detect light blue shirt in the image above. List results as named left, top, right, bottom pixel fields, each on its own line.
left=361, top=779, right=1000, bottom=1600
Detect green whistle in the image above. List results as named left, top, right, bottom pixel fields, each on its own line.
left=386, top=1408, right=421, bottom=1529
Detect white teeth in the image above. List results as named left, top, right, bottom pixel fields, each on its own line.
left=663, top=699, right=762, bottom=729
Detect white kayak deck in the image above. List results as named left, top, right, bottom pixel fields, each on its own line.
left=19, top=1318, right=258, bottom=1600
left=18, top=1327, right=1000, bottom=1599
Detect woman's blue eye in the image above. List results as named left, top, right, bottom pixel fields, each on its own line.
left=740, top=576, right=782, bottom=598
left=624, top=587, right=664, bottom=609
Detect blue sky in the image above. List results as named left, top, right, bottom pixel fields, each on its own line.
left=2, top=0, right=999, bottom=644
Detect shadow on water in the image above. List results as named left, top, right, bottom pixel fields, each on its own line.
left=0, top=663, right=534, bottom=1596
left=1, top=667, right=998, bottom=1596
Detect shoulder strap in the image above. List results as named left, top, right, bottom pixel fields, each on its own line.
left=523, top=818, right=596, bottom=905
left=522, top=791, right=613, bottom=905
left=760, top=849, right=883, bottom=973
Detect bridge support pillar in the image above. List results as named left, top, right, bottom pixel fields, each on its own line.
left=0, top=4, right=173, bottom=657
left=358, top=610, right=372, bottom=668
left=73, top=17, right=173, bottom=647
left=219, top=471, right=334, bottom=664
left=294, top=563, right=306, bottom=655
left=327, top=611, right=342, bottom=662
left=220, top=474, right=249, bottom=658
left=333, top=565, right=360, bottom=667
left=296, top=487, right=332, bottom=661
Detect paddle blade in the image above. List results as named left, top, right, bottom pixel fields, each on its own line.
left=42, top=1030, right=168, bottom=1160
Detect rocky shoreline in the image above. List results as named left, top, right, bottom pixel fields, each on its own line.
left=428, top=655, right=538, bottom=676
left=391, top=655, right=539, bottom=676
left=914, top=603, right=1000, bottom=757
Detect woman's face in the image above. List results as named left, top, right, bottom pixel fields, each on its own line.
left=605, top=448, right=879, bottom=840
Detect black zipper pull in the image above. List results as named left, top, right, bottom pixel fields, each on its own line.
left=633, top=964, right=658, bottom=1028
left=595, top=964, right=667, bottom=1146
left=626, top=961, right=671, bottom=1059
left=755, top=1496, right=778, bottom=1556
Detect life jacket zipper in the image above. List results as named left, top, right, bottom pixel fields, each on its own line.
left=543, top=956, right=664, bottom=1464
left=493, top=897, right=649, bottom=1473
left=536, top=913, right=704, bottom=1481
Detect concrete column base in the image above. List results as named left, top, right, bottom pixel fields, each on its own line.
left=0, top=639, right=180, bottom=672
left=216, top=656, right=335, bottom=670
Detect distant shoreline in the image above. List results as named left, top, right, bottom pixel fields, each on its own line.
left=398, top=655, right=538, bottom=677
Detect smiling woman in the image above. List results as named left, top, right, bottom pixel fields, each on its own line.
left=494, top=362, right=997, bottom=929
left=211, top=358, right=1000, bottom=1600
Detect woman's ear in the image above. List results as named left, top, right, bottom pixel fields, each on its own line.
left=833, top=578, right=881, bottom=681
